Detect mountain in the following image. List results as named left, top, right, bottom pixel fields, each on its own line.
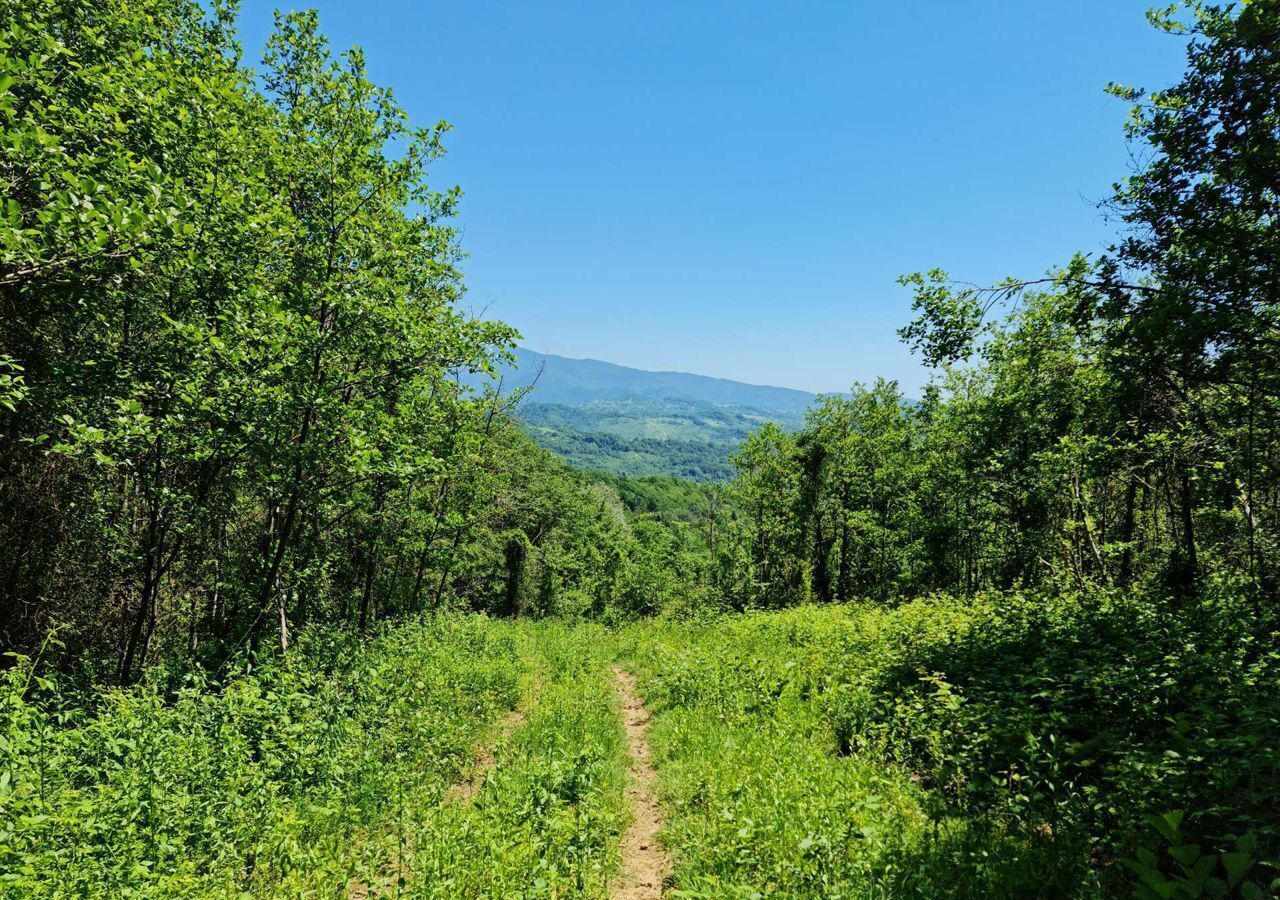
left=471, top=349, right=818, bottom=480
left=490, top=348, right=815, bottom=417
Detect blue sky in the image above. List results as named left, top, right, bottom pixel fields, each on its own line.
left=235, top=1, right=1189, bottom=394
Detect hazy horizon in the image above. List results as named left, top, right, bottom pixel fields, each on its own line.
left=512, top=345, right=822, bottom=395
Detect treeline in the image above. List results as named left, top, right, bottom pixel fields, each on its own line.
left=4, top=0, right=1279, bottom=684
left=0, top=0, right=689, bottom=678
left=720, top=2, right=1280, bottom=612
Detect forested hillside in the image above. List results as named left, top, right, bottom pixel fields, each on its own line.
left=485, top=348, right=815, bottom=414
left=470, top=348, right=814, bottom=480
left=2, top=1, right=1279, bottom=898
left=519, top=398, right=752, bottom=481
left=0, top=0, right=712, bottom=670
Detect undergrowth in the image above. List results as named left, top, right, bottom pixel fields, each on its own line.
left=1, top=616, right=520, bottom=897
left=1, top=617, right=630, bottom=898
left=620, top=586, right=1280, bottom=898
left=399, top=621, right=628, bottom=898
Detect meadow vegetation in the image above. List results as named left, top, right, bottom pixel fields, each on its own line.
left=2, top=616, right=523, bottom=895
left=621, top=591, right=1279, bottom=897
left=2, top=0, right=1279, bottom=896
left=2, top=618, right=629, bottom=898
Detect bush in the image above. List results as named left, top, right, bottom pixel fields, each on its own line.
left=0, top=616, right=520, bottom=897
left=620, top=586, right=1280, bottom=897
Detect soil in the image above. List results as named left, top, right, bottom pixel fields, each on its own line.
left=610, top=666, right=671, bottom=899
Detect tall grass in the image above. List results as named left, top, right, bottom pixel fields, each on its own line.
left=397, top=621, right=629, bottom=898
left=620, top=586, right=1280, bottom=897
left=1, top=616, right=521, bottom=897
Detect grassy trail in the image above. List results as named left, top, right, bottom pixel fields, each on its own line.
left=17, top=602, right=1268, bottom=897
left=618, top=609, right=1074, bottom=899
left=2, top=617, right=634, bottom=899
left=386, top=621, right=627, bottom=898
left=345, top=630, right=678, bottom=899
left=446, top=697, right=530, bottom=804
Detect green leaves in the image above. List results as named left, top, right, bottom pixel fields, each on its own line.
left=1127, top=812, right=1267, bottom=900
left=0, top=616, right=526, bottom=896
left=0, top=0, right=521, bottom=675
left=1221, top=852, right=1254, bottom=888
left=631, top=594, right=1280, bottom=898
left=897, top=269, right=986, bottom=367
left=0, top=355, right=26, bottom=413
left=1150, top=810, right=1186, bottom=844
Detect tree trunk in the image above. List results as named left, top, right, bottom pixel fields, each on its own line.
left=502, top=534, right=526, bottom=618
left=358, top=538, right=378, bottom=632
left=1179, top=466, right=1199, bottom=587
left=1118, top=472, right=1138, bottom=586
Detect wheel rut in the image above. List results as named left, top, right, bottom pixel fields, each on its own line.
left=610, top=666, right=670, bottom=900
left=348, top=700, right=527, bottom=898
left=446, top=704, right=527, bottom=803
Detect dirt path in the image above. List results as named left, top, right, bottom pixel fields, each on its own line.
left=446, top=704, right=527, bottom=803
left=611, top=666, right=671, bottom=900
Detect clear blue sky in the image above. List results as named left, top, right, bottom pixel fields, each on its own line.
left=235, top=1, right=1188, bottom=394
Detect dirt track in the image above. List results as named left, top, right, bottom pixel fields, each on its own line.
left=610, top=667, right=670, bottom=899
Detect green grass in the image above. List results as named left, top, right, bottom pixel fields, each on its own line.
left=6, top=591, right=1277, bottom=897
left=617, top=590, right=1280, bottom=898
left=619, top=610, right=1077, bottom=898
left=398, top=621, right=628, bottom=898
left=1, top=616, right=523, bottom=897
left=0, top=617, right=630, bottom=898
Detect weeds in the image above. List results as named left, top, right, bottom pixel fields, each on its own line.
left=619, top=589, right=1280, bottom=897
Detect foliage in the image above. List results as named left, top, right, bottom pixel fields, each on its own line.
left=620, top=591, right=1280, bottom=897
left=879, top=0, right=1280, bottom=611
left=0, top=0, right=702, bottom=670
left=0, top=0, right=522, bottom=672
left=0, top=617, right=636, bottom=897
left=524, top=414, right=739, bottom=482
left=402, top=621, right=628, bottom=898
left=583, top=471, right=723, bottom=523
left=0, top=616, right=521, bottom=896
left=2, top=1, right=1280, bottom=897
left=619, top=608, right=1084, bottom=897
left=517, top=395, right=800, bottom=482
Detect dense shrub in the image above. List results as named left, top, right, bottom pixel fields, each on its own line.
left=0, top=616, right=520, bottom=896
left=622, top=587, right=1280, bottom=897
left=822, top=585, right=1280, bottom=889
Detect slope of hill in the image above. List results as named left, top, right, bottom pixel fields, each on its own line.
left=472, top=349, right=817, bottom=480
left=492, top=348, right=815, bottom=417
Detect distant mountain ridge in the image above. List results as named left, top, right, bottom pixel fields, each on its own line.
left=490, top=348, right=816, bottom=418
left=465, top=348, right=818, bottom=481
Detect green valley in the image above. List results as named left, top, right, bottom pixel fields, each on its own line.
left=473, top=349, right=814, bottom=480
left=520, top=398, right=765, bottom=481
